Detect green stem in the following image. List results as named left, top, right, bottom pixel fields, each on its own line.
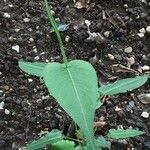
left=44, top=0, right=68, bottom=67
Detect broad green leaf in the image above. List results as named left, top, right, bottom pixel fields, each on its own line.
left=107, top=129, right=145, bottom=139
left=52, top=140, right=75, bottom=150
left=26, top=130, right=63, bottom=150
left=75, top=146, right=84, bottom=150
left=99, top=75, right=148, bottom=96
left=43, top=60, right=99, bottom=150
left=19, top=61, right=47, bottom=77
left=95, top=136, right=111, bottom=148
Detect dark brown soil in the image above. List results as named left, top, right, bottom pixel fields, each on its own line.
left=0, top=0, right=150, bottom=150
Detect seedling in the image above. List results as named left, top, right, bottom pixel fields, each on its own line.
left=19, top=0, right=148, bottom=149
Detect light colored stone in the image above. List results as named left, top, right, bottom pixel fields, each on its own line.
left=141, top=65, right=150, bottom=71
left=141, top=111, right=149, bottom=118
left=137, top=33, right=144, bottom=38
left=29, top=37, right=34, bottom=42
left=5, top=109, right=10, bottom=115
left=14, top=28, right=20, bottom=32
left=28, top=78, right=33, bottom=83
left=8, top=4, right=13, bottom=7
left=124, top=47, right=133, bottom=53
left=34, top=56, right=40, bottom=60
left=12, top=45, right=19, bottom=53
left=0, top=101, right=4, bottom=109
left=85, top=20, right=91, bottom=27
left=127, top=57, right=135, bottom=68
left=104, top=31, right=110, bottom=37
left=65, top=35, right=70, bottom=42
left=3, top=12, right=10, bottom=18
left=139, top=28, right=146, bottom=34
left=146, top=26, right=150, bottom=33
left=23, top=18, right=30, bottom=22
left=108, top=53, right=115, bottom=60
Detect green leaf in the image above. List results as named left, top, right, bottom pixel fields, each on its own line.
left=43, top=60, right=99, bottom=150
left=95, top=136, right=111, bottom=148
left=19, top=61, right=47, bottom=77
left=52, top=140, right=75, bottom=150
left=26, top=130, right=63, bottom=150
left=107, top=129, right=145, bottom=139
left=99, top=75, right=148, bottom=96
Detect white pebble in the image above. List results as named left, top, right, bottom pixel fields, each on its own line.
left=65, top=35, right=70, bottom=42
left=141, top=111, right=149, bottom=118
left=104, top=31, right=110, bottom=38
left=29, top=37, right=34, bottom=42
left=23, top=18, right=30, bottom=22
left=124, top=4, right=128, bottom=8
left=124, top=46, right=133, bottom=53
left=115, top=106, right=122, bottom=112
left=5, top=109, right=10, bottom=115
left=12, top=45, right=19, bottom=53
left=0, top=72, right=2, bottom=75
left=108, top=53, right=115, bottom=60
left=34, top=56, right=40, bottom=60
left=28, top=78, right=33, bottom=83
left=85, top=20, right=91, bottom=27
left=127, top=57, right=135, bottom=68
left=33, top=48, right=37, bottom=53
left=139, top=28, right=146, bottom=34
left=146, top=26, right=150, bottom=33
left=14, top=28, right=20, bottom=32
left=141, top=65, right=150, bottom=71
left=8, top=4, right=13, bottom=7
left=0, top=101, right=5, bottom=109
left=137, top=33, right=144, bottom=38
left=3, top=12, right=10, bottom=18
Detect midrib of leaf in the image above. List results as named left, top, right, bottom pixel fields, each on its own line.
left=66, top=68, right=95, bottom=150
left=101, top=77, right=145, bottom=95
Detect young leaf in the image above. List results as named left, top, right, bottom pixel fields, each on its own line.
left=19, top=61, right=47, bottom=77
left=95, top=136, right=111, bottom=148
left=99, top=75, right=148, bottom=96
left=43, top=60, right=99, bottom=150
left=51, top=140, right=75, bottom=150
left=107, top=129, right=145, bottom=139
left=26, top=130, right=63, bottom=150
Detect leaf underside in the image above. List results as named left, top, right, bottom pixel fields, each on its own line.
left=108, top=129, right=145, bottom=139
left=43, top=60, right=99, bottom=150
left=99, top=75, right=148, bottom=96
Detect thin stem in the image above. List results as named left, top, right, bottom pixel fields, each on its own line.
left=44, top=0, right=68, bottom=67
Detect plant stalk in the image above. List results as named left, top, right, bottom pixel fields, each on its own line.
left=44, top=0, right=68, bottom=67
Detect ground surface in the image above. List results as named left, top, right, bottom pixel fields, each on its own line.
left=0, top=0, right=150, bottom=149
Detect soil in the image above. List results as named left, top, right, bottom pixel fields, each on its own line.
left=0, top=0, right=150, bottom=150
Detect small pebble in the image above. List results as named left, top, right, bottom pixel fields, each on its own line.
left=115, top=106, right=122, bottom=112
left=34, top=56, right=40, bottom=60
left=104, top=31, right=110, bottom=38
left=146, top=26, right=150, bottom=33
left=3, top=12, right=10, bottom=18
left=8, top=4, right=13, bottom=7
left=137, top=33, right=144, bottom=38
left=12, top=45, right=19, bottom=53
left=29, top=37, right=34, bottom=42
left=85, top=20, right=91, bottom=27
left=33, top=48, right=37, bottom=53
left=124, top=4, right=128, bottom=8
left=127, top=57, right=135, bottom=68
left=5, top=109, right=10, bottom=115
left=65, top=35, right=70, bottom=42
left=108, top=53, right=115, bottom=60
left=14, top=29, right=20, bottom=32
left=0, top=101, right=4, bottom=109
left=141, top=65, right=150, bottom=71
left=23, top=18, right=30, bottom=22
left=28, top=78, right=33, bottom=83
left=139, top=28, right=146, bottom=34
left=141, top=111, right=149, bottom=118
left=124, top=47, right=132, bottom=53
